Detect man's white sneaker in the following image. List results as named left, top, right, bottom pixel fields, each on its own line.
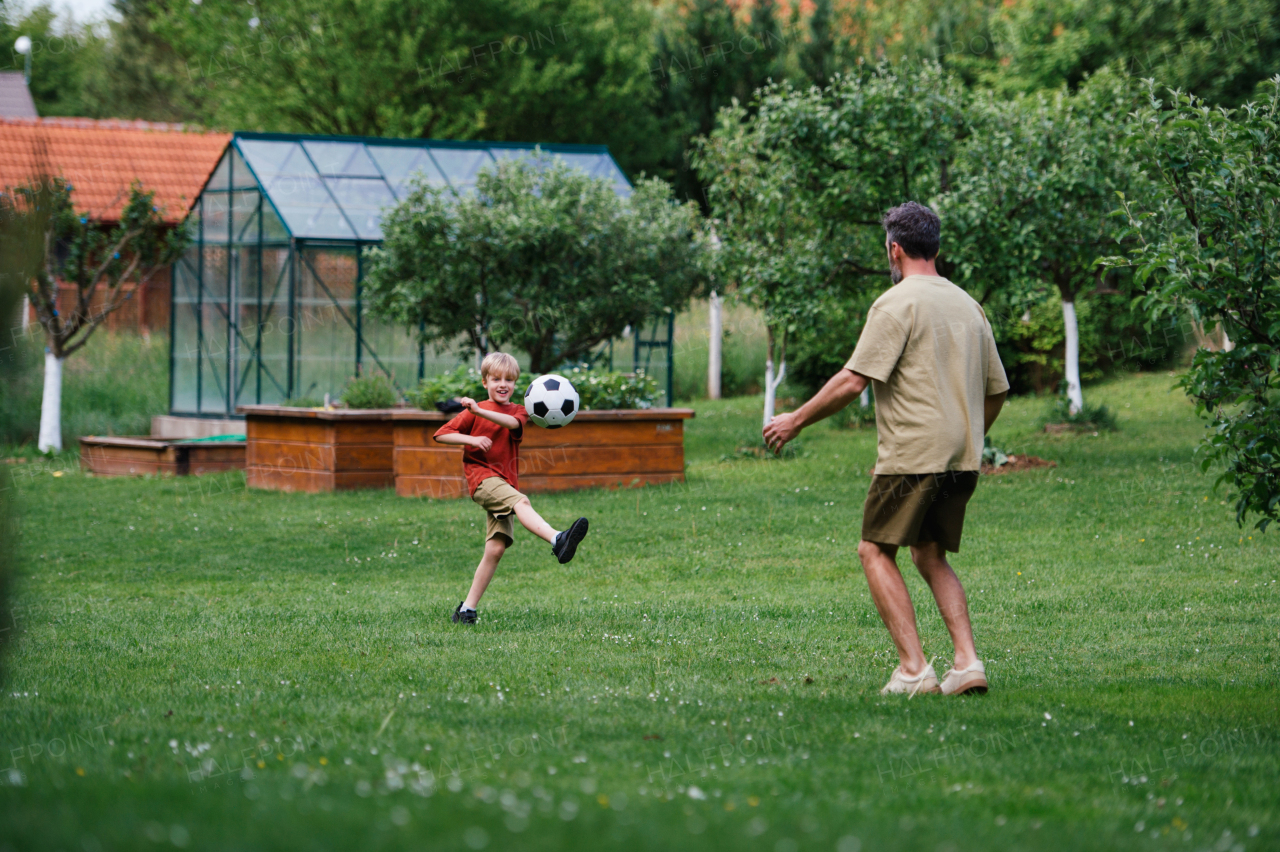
left=940, top=660, right=988, bottom=695
left=880, top=664, right=941, bottom=696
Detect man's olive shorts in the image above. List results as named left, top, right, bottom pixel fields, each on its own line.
left=861, top=471, right=980, bottom=553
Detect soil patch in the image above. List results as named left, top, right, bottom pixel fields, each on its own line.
left=982, top=454, right=1057, bottom=475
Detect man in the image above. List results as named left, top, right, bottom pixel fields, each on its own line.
left=762, top=202, right=1009, bottom=696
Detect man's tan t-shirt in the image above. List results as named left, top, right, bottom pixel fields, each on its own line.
left=845, top=274, right=1009, bottom=474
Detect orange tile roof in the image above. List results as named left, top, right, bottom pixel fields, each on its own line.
left=0, top=117, right=230, bottom=225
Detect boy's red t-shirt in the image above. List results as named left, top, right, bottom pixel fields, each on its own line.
left=433, top=400, right=530, bottom=494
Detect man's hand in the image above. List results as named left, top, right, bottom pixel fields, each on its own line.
left=761, top=368, right=869, bottom=455
left=459, top=396, right=481, bottom=414
left=470, top=435, right=493, bottom=452
left=763, top=411, right=802, bottom=455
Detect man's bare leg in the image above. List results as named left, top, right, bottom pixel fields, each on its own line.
left=513, top=498, right=557, bottom=543
left=857, top=539, right=928, bottom=676
left=910, top=541, right=979, bottom=670
left=463, top=537, right=507, bottom=609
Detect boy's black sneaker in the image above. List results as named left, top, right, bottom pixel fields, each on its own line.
left=451, top=603, right=477, bottom=625
left=552, top=517, right=589, bottom=564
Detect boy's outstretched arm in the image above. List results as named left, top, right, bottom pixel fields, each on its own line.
left=763, top=368, right=869, bottom=454
left=435, top=432, right=492, bottom=452
left=458, top=397, right=521, bottom=430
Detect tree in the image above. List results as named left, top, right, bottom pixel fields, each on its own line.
left=81, top=0, right=211, bottom=123
left=151, top=0, right=664, bottom=177
left=8, top=177, right=188, bottom=452
left=0, top=163, right=45, bottom=684
left=362, top=156, right=710, bottom=373
left=1, top=3, right=106, bottom=117
left=1105, top=79, right=1280, bottom=531
left=940, top=68, right=1145, bottom=413
left=981, top=0, right=1280, bottom=106
left=693, top=62, right=970, bottom=424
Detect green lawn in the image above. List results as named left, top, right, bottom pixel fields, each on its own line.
left=2, top=372, right=1277, bottom=852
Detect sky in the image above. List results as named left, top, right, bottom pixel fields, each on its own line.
left=62, top=0, right=115, bottom=20
left=17, top=0, right=118, bottom=25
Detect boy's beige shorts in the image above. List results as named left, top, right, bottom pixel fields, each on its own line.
left=472, top=476, right=527, bottom=545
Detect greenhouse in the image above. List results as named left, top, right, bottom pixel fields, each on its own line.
left=170, top=131, right=673, bottom=417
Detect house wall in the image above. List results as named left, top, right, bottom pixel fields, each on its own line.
left=22, top=253, right=174, bottom=336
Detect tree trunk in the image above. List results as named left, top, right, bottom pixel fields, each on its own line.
left=707, top=290, right=722, bottom=400
left=1061, top=298, right=1083, bottom=415
left=37, top=350, right=64, bottom=453
left=762, top=326, right=786, bottom=427
left=860, top=386, right=871, bottom=408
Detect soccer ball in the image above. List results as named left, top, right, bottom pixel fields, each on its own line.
left=524, top=374, right=580, bottom=429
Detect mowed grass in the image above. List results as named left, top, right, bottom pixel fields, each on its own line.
left=1, top=372, right=1277, bottom=852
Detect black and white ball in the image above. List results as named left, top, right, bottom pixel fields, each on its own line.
left=524, top=374, right=580, bottom=429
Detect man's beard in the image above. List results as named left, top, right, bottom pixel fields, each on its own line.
left=889, top=259, right=903, bottom=285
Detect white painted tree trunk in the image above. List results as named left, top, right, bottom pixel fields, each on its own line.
left=762, top=356, right=786, bottom=427
left=1221, top=326, right=1234, bottom=352
left=859, top=386, right=871, bottom=408
left=1062, top=299, right=1083, bottom=415
left=37, top=350, right=64, bottom=453
left=21, top=295, right=30, bottom=331
left=707, top=290, right=722, bottom=400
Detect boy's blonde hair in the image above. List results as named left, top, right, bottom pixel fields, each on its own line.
left=480, top=352, right=521, bottom=382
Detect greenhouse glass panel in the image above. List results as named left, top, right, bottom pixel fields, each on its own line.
left=261, top=202, right=289, bottom=242
left=205, top=151, right=231, bottom=191
left=428, top=148, right=493, bottom=194
left=172, top=132, right=646, bottom=417
left=201, top=191, right=230, bottom=243
left=170, top=251, right=201, bottom=413
left=238, top=140, right=315, bottom=179
left=324, top=178, right=397, bottom=240
left=368, top=146, right=447, bottom=196
left=199, top=245, right=231, bottom=414
left=303, top=141, right=381, bottom=177
left=294, top=245, right=359, bottom=400
left=250, top=247, right=293, bottom=404
left=229, top=148, right=257, bottom=190
left=231, top=190, right=259, bottom=243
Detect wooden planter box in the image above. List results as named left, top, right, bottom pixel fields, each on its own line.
left=392, top=408, right=695, bottom=499
left=238, top=405, right=397, bottom=493
left=79, top=436, right=246, bottom=477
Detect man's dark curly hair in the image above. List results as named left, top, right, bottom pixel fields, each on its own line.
left=881, top=201, right=941, bottom=260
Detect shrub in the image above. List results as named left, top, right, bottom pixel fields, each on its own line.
left=831, top=393, right=875, bottom=429
left=341, top=373, right=398, bottom=409
left=1044, top=397, right=1118, bottom=431
left=282, top=396, right=324, bottom=408
left=408, top=367, right=529, bottom=411
left=982, top=436, right=1009, bottom=468
left=408, top=365, right=660, bottom=412
left=564, top=367, right=660, bottom=410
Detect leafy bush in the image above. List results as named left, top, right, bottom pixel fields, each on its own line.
left=1044, top=397, right=1118, bottom=431
left=408, top=366, right=660, bottom=412
left=341, top=373, right=398, bottom=410
left=830, top=393, right=876, bottom=430
left=1106, top=81, right=1280, bottom=531
left=564, top=366, right=660, bottom=410
left=408, top=367, right=531, bottom=411
left=992, top=290, right=1186, bottom=395
left=281, top=397, right=324, bottom=408
left=982, top=436, right=1009, bottom=468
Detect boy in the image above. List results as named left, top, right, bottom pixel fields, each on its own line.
left=433, top=352, right=589, bottom=625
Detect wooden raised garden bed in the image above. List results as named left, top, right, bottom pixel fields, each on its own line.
left=78, top=435, right=246, bottom=477
left=392, top=408, right=695, bottom=499
left=237, top=405, right=396, bottom=493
